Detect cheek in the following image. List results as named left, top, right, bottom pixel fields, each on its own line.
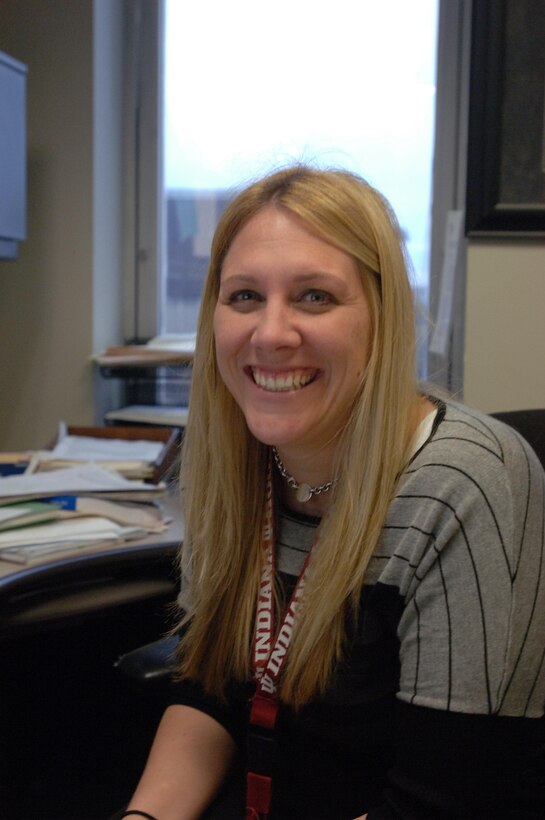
left=214, top=308, right=252, bottom=361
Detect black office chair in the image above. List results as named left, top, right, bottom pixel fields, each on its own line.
left=490, top=408, right=545, bottom=469
left=114, top=632, right=179, bottom=688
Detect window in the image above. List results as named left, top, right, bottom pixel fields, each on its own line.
left=125, top=1, right=470, bottom=386
left=163, top=0, right=437, bottom=353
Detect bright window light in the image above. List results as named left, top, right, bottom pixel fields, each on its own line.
left=162, top=0, right=438, bottom=352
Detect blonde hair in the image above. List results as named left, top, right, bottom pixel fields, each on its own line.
left=177, top=165, right=418, bottom=706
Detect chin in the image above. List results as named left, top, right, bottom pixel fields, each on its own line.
left=246, top=421, right=303, bottom=449
left=248, top=429, right=284, bottom=447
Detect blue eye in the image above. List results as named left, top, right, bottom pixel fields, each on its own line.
left=224, top=289, right=263, bottom=310
left=300, top=290, right=333, bottom=306
left=229, top=289, right=259, bottom=303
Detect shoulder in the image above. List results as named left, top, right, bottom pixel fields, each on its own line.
left=371, top=400, right=545, bottom=717
left=372, top=398, right=544, bottom=596
left=402, top=398, right=543, bottom=513
left=416, top=398, right=540, bottom=470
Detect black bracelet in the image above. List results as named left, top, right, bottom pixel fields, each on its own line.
left=120, top=811, right=158, bottom=820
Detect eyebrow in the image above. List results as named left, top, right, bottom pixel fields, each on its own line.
left=219, top=271, right=348, bottom=286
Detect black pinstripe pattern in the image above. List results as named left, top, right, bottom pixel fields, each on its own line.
left=276, top=399, right=545, bottom=719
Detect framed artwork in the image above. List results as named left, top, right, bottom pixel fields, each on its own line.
left=465, top=0, right=545, bottom=235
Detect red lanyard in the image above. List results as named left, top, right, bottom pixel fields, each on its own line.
left=246, top=458, right=316, bottom=819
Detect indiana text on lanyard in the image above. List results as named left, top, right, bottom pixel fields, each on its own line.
left=246, top=458, right=321, bottom=819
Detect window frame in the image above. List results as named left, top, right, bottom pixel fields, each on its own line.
left=123, top=0, right=472, bottom=390
left=122, top=0, right=164, bottom=343
left=428, top=0, right=472, bottom=393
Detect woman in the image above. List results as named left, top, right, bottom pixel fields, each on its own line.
left=122, top=166, right=545, bottom=819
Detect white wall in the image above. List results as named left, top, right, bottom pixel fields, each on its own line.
left=464, top=240, right=545, bottom=413
left=0, top=0, right=123, bottom=449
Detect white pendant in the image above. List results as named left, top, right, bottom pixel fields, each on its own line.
left=295, top=483, right=312, bottom=503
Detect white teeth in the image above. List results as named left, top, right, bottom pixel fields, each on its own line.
left=252, top=369, right=315, bottom=392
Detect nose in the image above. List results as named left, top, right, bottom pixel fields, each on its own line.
left=250, top=300, right=302, bottom=351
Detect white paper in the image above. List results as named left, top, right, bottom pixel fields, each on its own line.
left=0, top=505, right=37, bottom=523
left=105, top=405, right=189, bottom=427
left=0, top=542, right=104, bottom=562
left=429, top=210, right=464, bottom=357
left=145, top=333, right=196, bottom=353
left=0, top=463, right=162, bottom=500
left=47, top=434, right=163, bottom=462
left=0, top=516, right=145, bottom=549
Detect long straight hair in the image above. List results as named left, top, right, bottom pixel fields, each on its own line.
left=176, top=166, right=418, bottom=706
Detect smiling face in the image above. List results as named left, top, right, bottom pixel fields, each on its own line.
left=213, top=205, right=373, bottom=467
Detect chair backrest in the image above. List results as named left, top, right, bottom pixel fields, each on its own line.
left=490, top=409, right=545, bottom=470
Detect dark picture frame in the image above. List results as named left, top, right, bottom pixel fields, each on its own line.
left=465, top=0, right=545, bottom=235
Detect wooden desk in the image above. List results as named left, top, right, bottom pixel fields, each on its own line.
left=0, top=491, right=183, bottom=638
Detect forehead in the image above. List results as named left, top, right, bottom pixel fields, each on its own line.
left=221, top=205, right=357, bottom=278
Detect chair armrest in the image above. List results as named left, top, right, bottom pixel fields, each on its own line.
left=115, top=635, right=178, bottom=685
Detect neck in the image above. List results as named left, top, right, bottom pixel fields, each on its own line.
left=272, top=445, right=336, bottom=517
left=281, top=483, right=332, bottom=517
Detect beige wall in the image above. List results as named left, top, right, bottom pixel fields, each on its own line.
left=464, top=240, right=545, bottom=413
left=0, top=0, right=123, bottom=450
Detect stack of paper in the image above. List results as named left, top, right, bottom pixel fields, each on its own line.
left=0, top=500, right=62, bottom=531
left=0, top=463, right=171, bottom=564
left=0, top=462, right=166, bottom=503
left=28, top=431, right=167, bottom=480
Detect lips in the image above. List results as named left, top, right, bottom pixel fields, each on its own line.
left=248, top=367, right=319, bottom=392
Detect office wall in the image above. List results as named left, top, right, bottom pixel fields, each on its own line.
left=464, top=241, right=545, bottom=413
left=0, top=0, right=123, bottom=450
